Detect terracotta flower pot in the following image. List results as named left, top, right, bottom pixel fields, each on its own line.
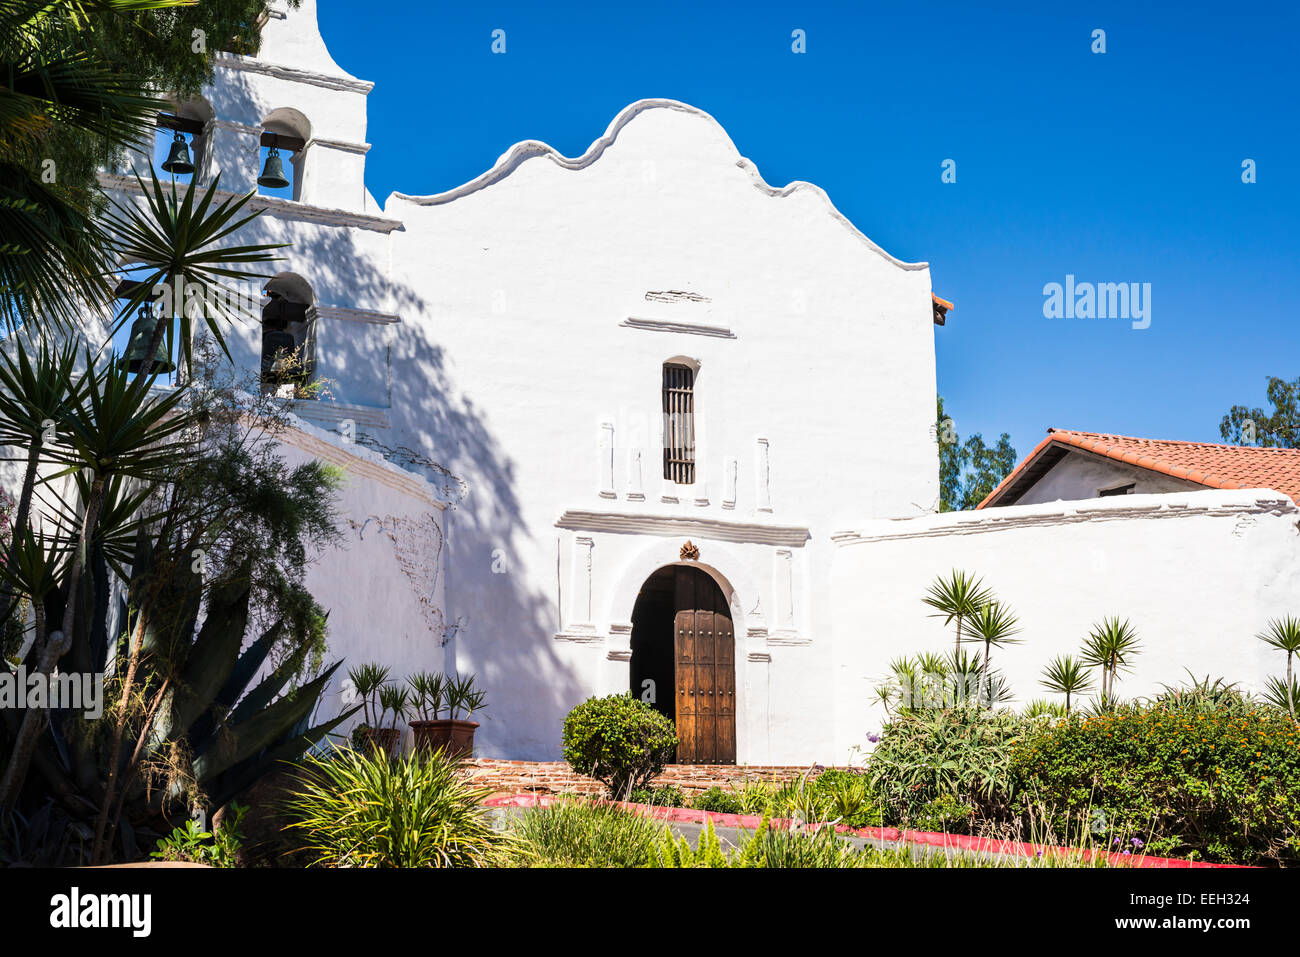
left=353, top=725, right=402, bottom=758
left=409, top=719, right=479, bottom=759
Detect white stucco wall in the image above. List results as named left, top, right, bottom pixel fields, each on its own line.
left=830, top=488, right=1300, bottom=762
left=1013, top=448, right=1201, bottom=505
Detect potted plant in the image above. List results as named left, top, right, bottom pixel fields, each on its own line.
left=408, top=671, right=486, bottom=758
left=348, top=663, right=402, bottom=757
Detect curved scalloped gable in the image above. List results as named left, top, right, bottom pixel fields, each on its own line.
left=385, top=99, right=927, bottom=275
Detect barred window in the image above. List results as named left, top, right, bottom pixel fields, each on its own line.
left=663, top=363, right=695, bottom=484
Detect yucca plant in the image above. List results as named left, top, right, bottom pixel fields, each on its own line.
left=378, top=684, right=411, bottom=731
left=1039, top=654, right=1094, bottom=715
left=104, top=167, right=287, bottom=377
left=346, top=663, right=391, bottom=730
left=283, top=746, right=506, bottom=868
left=407, top=671, right=446, bottom=721
left=1079, top=617, right=1141, bottom=707
left=966, top=601, right=1021, bottom=707
left=922, top=569, right=994, bottom=656
left=1257, top=617, right=1300, bottom=720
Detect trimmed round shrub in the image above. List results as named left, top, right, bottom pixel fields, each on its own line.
left=1012, top=702, right=1300, bottom=864
left=561, top=694, right=678, bottom=798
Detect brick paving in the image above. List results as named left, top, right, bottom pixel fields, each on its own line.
left=465, top=759, right=820, bottom=796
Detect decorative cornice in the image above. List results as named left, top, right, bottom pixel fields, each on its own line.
left=309, top=137, right=372, bottom=155
left=747, top=651, right=772, bottom=663
left=275, top=417, right=443, bottom=509
left=313, top=304, right=401, bottom=325
left=291, top=400, right=390, bottom=430
left=620, top=316, right=736, bottom=339
left=554, top=629, right=602, bottom=644
left=555, top=509, right=810, bottom=547
left=831, top=490, right=1297, bottom=546
left=214, top=52, right=374, bottom=94
left=766, top=631, right=809, bottom=646
left=97, top=172, right=404, bottom=233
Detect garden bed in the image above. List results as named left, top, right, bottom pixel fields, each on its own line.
left=484, top=793, right=1247, bottom=868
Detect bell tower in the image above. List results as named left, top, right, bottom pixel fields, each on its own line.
left=201, top=0, right=376, bottom=211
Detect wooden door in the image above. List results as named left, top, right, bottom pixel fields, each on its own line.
left=673, top=567, right=736, bottom=764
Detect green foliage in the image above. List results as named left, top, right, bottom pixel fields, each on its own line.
left=1220, top=376, right=1300, bottom=447
left=283, top=746, right=505, bottom=868
left=150, top=803, right=247, bottom=867
left=561, top=694, right=678, bottom=798
left=510, top=798, right=663, bottom=868
left=1039, top=655, right=1094, bottom=714
left=1078, top=617, right=1141, bottom=705
left=691, top=785, right=743, bottom=814
left=913, top=794, right=976, bottom=834
left=1012, top=703, right=1300, bottom=864
left=346, top=663, right=390, bottom=728
left=628, top=784, right=686, bottom=807
left=655, top=817, right=744, bottom=868
left=867, top=708, right=1029, bottom=825
left=936, top=396, right=1017, bottom=511
left=813, top=769, right=884, bottom=828
left=1257, top=617, right=1300, bottom=719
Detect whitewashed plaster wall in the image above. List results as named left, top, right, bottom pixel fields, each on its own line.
left=97, top=2, right=943, bottom=762
left=383, top=99, right=940, bottom=762
left=830, top=489, right=1300, bottom=763
left=272, top=416, right=450, bottom=750
left=1013, top=448, right=1201, bottom=506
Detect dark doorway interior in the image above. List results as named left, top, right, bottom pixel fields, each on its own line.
left=629, top=564, right=736, bottom=765
left=630, top=566, right=676, bottom=724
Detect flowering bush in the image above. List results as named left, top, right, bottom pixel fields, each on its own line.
left=1012, top=703, right=1300, bottom=864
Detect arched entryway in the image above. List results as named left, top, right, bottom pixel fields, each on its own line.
left=630, top=564, right=736, bottom=764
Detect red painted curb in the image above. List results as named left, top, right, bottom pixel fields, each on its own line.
left=484, top=793, right=1247, bottom=868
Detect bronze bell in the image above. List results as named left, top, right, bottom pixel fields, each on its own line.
left=117, top=304, right=176, bottom=375
left=261, top=328, right=299, bottom=381
left=257, top=146, right=290, bottom=189
left=160, top=132, right=194, bottom=175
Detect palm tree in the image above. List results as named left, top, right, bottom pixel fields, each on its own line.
left=0, top=356, right=197, bottom=812
left=1039, top=654, right=1094, bottom=715
left=1078, top=617, right=1141, bottom=707
left=1257, top=617, right=1300, bottom=720
left=966, top=601, right=1021, bottom=706
left=104, top=168, right=286, bottom=377
left=922, top=569, right=994, bottom=656
left=0, top=0, right=184, bottom=335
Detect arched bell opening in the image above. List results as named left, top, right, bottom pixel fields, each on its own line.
left=260, top=274, right=316, bottom=395
left=630, top=563, right=736, bottom=765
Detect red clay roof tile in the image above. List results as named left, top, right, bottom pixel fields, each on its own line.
left=976, top=429, right=1300, bottom=509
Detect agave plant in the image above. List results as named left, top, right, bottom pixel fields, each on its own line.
left=1039, top=654, right=1094, bottom=715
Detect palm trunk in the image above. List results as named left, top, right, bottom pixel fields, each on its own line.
left=0, top=442, right=42, bottom=627
left=1288, top=652, right=1295, bottom=722
left=977, top=641, right=991, bottom=707
left=0, top=474, right=105, bottom=812
left=91, top=606, right=150, bottom=863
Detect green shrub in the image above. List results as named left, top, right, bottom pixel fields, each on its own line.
left=867, top=708, right=1029, bottom=825
left=1012, top=702, right=1300, bottom=864
left=511, top=799, right=665, bottom=867
left=913, top=794, right=976, bottom=833
left=691, top=786, right=744, bottom=814
left=282, top=747, right=504, bottom=867
left=561, top=694, right=678, bottom=798
left=628, top=785, right=686, bottom=807
left=811, top=769, right=884, bottom=829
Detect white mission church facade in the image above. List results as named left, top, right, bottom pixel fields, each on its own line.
left=96, top=2, right=1300, bottom=764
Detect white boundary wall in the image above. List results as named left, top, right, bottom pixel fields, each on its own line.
left=829, top=489, right=1300, bottom=762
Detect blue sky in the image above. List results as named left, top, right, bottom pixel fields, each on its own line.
left=316, top=0, right=1299, bottom=460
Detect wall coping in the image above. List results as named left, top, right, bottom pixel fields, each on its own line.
left=832, top=488, right=1298, bottom=546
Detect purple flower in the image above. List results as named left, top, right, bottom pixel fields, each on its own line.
left=1131, top=838, right=1144, bottom=849
left=1122, top=850, right=1131, bottom=856
left=866, top=733, right=880, bottom=744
